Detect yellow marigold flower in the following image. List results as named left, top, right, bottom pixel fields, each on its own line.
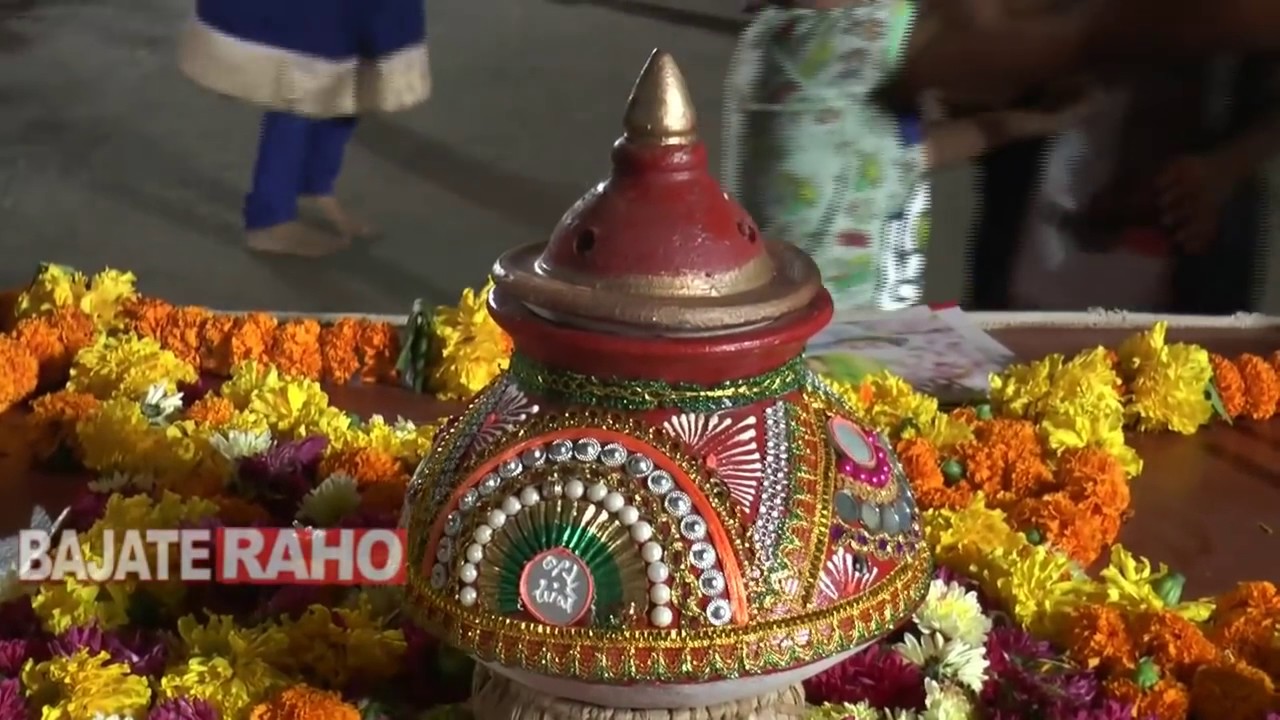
left=1128, top=343, right=1214, bottom=434
left=14, top=263, right=88, bottom=320
left=31, top=578, right=131, bottom=635
left=22, top=649, right=151, bottom=720
left=1117, top=321, right=1167, bottom=375
left=429, top=280, right=512, bottom=401
left=162, top=616, right=294, bottom=719
left=280, top=599, right=406, bottom=688
left=68, top=333, right=197, bottom=400
left=222, top=361, right=287, bottom=408
left=989, top=354, right=1062, bottom=418
left=80, top=268, right=139, bottom=328
left=246, top=377, right=339, bottom=439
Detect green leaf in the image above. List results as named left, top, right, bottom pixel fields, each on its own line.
left=1153, top=572, right=1186, bottom=607
left=1133, top=657, right=1161, bottom=691
left=396, top=299, right=435, bottom=393
left=1205, top=381, right=1233, bottom=424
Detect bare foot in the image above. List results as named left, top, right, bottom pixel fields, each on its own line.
left=302, top=195, right=381, bottom=242
left=246, top=221, right=348, bottom=257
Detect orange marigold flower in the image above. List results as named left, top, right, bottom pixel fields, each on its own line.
left=229, top=313, right=279, bottom=367
left=1132, top=610, right=1219, bottom=682
left=1133, top=678, right=1191, bottom=720
left=1009, top=493, right=1106, bottom=566
left=1210, top=353, right=1247, bottom=419
left=270, top=319, right=323, bottom=380
left=958, top=419, right=1053, bottom=508
left=360, top=480, right=407, bottom=517
left=1270, top=350, right=1280, bottom=379
left=249, top=685, right=360, bottom=720
left=48, top=306, right=97, bottom=348
left=185, top=395, right=236, bottom=428
left=1058, top=448, right=1130, bottom=513
left=320, top=447, right=407, bottom=486
left=215, top=495, right=272, bottom=525
left=319, top=318, right=362, bottom=385
left=1061, top=604, right=1138, bottom=674
left=27, top=390, right=99, bottom=461
left=12, top=317, right=66, bottom=386
left=356, top=320, right=399, bottom=384
left=1215, top=581, right=1280, bottom=615
left=1190, top=657, right=1276, bottom=720
left=896, top=437, right=973, bottom=509
left=158, top=306, right=214, bottom=367
left=1236, top=353, right=1280, bottom=420
left=1207, top=608, right=1277, bottom=669
left=199, top=314, right=236, bottom=375
left=119, top=296, right=176, bottom=338
left=1049, top=447, right=1130, bottom=563
left=1102, top=676, right=1141, bottom=707
left=949, top=406, right=977, bottom=425
left=13, top=307, right=98, bottom=387
left=0, top=335, right=40, bottom=413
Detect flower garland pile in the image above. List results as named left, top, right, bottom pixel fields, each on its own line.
left=0, top=264, right=1277, bottom=719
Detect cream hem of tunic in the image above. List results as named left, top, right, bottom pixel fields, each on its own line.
left=177, top=18, right=432, bottom=118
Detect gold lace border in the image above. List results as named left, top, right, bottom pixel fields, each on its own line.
left=405, top=548, right=932, bottom=683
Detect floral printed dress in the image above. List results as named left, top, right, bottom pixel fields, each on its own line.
left=723, top=0, right=927, bottom=311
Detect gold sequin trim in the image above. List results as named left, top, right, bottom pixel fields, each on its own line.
left=405, top=549, right=932, bottom=683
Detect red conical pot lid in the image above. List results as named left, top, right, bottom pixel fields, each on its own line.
left=492, top=50, right=822, bottom=334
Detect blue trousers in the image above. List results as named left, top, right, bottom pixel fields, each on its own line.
left=244, top=112, right=358, bottom=230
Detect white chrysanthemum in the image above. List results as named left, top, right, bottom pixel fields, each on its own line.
left=209, top=428, right=273, bottom=460
left=922, top=678, right=975, bottom=720
left=297, top=473, right=362, bottom=526
left=913, top=579, right=993, bottom=646
left=895, top=632, right=989, bottom=693
left=88, top=471, right=156, bottom=494
left=140, top=383, right=184, bottom=424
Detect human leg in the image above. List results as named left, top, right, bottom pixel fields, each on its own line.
left=298, top=116, right=377, bottom=241
left=244, top=112, right=346, bottom=256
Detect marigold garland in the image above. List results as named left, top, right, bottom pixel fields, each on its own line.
left=4, top=265, right=1280, bottom=720
left=897, top=419, right=1128, bottom=566
left=26, top=389, right=100, bottom=462
left=1211, top=353, right=1248, bottom=419
left=0, top=334, right=39, bottom=414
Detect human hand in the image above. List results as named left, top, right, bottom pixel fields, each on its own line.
left=1157, top=154, right=1233, bottom=253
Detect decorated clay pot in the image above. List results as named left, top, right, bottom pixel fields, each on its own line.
left=403, top=50, right=931, bottom=710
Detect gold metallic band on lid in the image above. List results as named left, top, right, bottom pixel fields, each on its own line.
left=492, top=240, right=822, bottom=332
left=532, top=254, right=776, bottom=299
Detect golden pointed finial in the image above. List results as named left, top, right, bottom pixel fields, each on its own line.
left=623, top=49, right=698, bottom=145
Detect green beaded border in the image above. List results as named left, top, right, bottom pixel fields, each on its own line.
left=506, top=354, right=809, bottom=413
